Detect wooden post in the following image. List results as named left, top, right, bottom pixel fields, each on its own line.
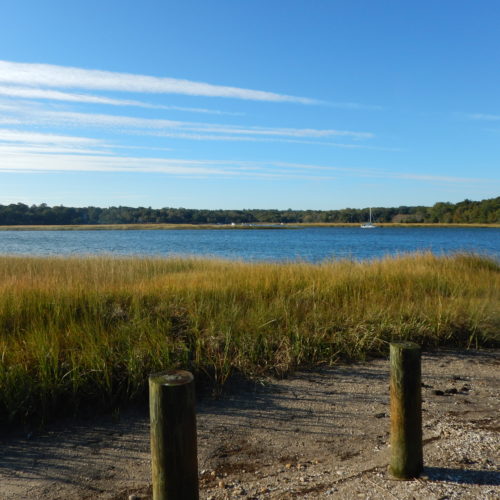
left=149, top=370, right=199, bottom=500
left=389, top=342, right=423, bottom=479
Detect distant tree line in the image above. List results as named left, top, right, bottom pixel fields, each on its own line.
left=0, top=197, right=498, bottom=226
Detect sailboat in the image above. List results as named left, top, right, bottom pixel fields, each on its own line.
left=361, top=207, right=376, bottom=228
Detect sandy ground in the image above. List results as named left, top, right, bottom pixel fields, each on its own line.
left=0, top=349, right=498, bottom=500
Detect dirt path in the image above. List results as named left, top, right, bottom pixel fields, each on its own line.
left=1, top=349, right=498, bottom=499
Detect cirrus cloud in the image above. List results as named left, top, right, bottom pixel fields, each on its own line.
left=0, top=60, right=319, bottom=104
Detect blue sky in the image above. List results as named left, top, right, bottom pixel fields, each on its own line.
left=0, top=1, right=498, bottom=210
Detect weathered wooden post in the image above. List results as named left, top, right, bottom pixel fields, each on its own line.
left=389, top=342, right=423, bottom=479
left=149, top=370, right=199, bottom=500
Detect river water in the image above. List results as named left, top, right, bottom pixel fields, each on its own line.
left=0, top=227, right=498, bottom=262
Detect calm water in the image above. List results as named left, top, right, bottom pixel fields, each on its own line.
left=0, top=227, right=499, bottom=262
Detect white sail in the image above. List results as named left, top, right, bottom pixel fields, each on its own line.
left=361, top=207, right=376, bottom=228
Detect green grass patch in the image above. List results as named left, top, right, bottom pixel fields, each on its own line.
left=0, top=252, right=498, bottom=425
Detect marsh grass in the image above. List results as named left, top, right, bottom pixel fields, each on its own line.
left=0, top=252, right=498, bottom=425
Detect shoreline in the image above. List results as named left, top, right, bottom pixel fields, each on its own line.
left=1, top=349, right=498, bottom=499
left=0, top=222, right=499, bottom=231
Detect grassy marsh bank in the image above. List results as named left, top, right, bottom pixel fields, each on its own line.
left=0, top=253, right=498, bottom=425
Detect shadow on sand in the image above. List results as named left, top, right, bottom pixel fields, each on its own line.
left=424, top=466, right=500, bottom=486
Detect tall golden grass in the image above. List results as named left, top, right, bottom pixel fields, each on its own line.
left=0, top=252, right=498, bottom=424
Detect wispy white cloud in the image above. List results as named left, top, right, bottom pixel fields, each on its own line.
left=0, top=147, right=494, bottom=186
left=0, top=85, right=243, bottom=116
left=0, top=152, right=224, bottom=175
left=0, top=128, right=103, bottom=145
left=150, top=131, right=388, bottom=148
left=184, top=124, right=373, bottom=139
left=327, top=101, right=383, bottom=111
left=0, top=85, right=158, bottom=108
left=0, top=144, right=113, bottom=155
left=147, top=131, right=396, bottom=150
left=388, top=172, right=485, bottom=183
left=0, top=60, right=319, bottom=104
left=162, top=105, right=244, bottom=116
left=0, top=129, right=113, bottom=156
left=465, top=113, right=500, bottom=121
left=0, top=117, right=24, bottom=125
left=0, top=84, right=379, bottom=150
left=5, top=107, right=374, bottom=142
left=261, top=161, right=495, bottom=184
left=0, top=153, right=334, bottom=181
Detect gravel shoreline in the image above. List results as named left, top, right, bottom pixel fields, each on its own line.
left=1, top=349, right=498, bottom=499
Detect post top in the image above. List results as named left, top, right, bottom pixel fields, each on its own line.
left=390, top=341, right=421, bottom=350
left=149, top=370, right=194, bottom=386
